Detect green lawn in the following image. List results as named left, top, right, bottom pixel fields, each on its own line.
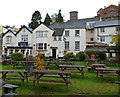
left=1, top=61, right=120, bottom=96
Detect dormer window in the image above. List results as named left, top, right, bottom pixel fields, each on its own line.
left=6, top=36, right=12, bottom=43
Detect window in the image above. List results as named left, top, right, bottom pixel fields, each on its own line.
left=65, top=30, right=69, bottom=36
left=97, top=28, right=99, bottom=33
left=6, top=36, right=12, bottom=43
left=21, top=35, right=28, bottom=42
left=53, top=36, right=57, bottom=41
left=90, top=38, right=93, bottom=41
left=100, top=28, right=105, bottom=33
left=75, top=41, right=80, bottom=50
left=100, top=37, right=105, bottom=42
left=75, top=30, right=80, bottom=37
left=58, top=36, right=62, bottom=41
left=65, top=41, right=69, bottom=50
left=109, top=10, right=116, bottom=17
left=37, top=43, right=47, bottom=50
left=116, top=26, right=120, bottom=31
left=36, top=31, right=47, bottom=38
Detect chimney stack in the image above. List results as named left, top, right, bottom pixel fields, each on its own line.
left=69, top=11, right=78, bottom=20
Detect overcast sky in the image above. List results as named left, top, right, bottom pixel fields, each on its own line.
left=0, top=0, right=120, bottom=28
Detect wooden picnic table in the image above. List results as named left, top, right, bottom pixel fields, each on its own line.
left=59, top=65, right=85, bottom=77
left=87, top=64, right=105, bottom=71
left=95, top=68, right=120, bottom=77
left=0, top=70, right=28, bottom=82
left=30, top=69, right=71, bottom=86
left=11, top=61, right=37, bottom=68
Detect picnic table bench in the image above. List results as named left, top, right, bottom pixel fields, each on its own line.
left=95, top=68, right=120, bottom=77
left=0, top=70, right=28, bottom=82
left=87, top=64, right=106, bottom=71
left=59, top=65, right=85, bottom=78
left=11, top=61, right=37, bottom=69
left=30, top=69, right=71, bottom=87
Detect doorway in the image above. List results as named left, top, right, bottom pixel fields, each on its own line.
left=52, top=49, right=56, bottom=59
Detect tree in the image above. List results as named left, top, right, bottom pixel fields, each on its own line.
left=51, top=10, right=64, bottom=23
left=56, top=9, right=64, bottom=22
left=43, top=13, right=52, bottom=26
left=29, top=11, right=42, bottom=30
left=111, top=32, right=120, bottom=64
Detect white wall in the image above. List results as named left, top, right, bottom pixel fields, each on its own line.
left=94, top=27, right=117, bottom=46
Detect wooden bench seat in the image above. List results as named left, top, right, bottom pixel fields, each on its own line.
left=42, top=75, right=70, bottom=78
left=30, top=79, right=71, bottom=84
left=98, top=74, right=118, bottom=76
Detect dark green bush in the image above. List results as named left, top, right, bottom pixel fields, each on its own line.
left=76, top=52, right=89, bottom=61
left=11, top=52, right=24, bottom=61
left=63, top=52, right=76, bottom=61
left=96, top=51, right=107, bottom=60
left=85, top=50, right=98, bottom=58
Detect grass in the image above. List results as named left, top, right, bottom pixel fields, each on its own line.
left=1, top=61, right=120, bottom=96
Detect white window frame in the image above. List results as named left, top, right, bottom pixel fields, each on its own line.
left=65, top=30, right=70, bottom=36
left=65, top=41, right=69, bottom=50
left=36, top=43, right=47, bottom=50
left=36, top=31, right=47, bottom=38
left=75, top=41, right=80, bottom=50
left=21, top=35, right=28, bottom=42
left=58, top=36, right=62, bottom=41
left=53, top=36, right=57, bottom=41
left=75, top=30, right=80, bottom=37
left=100, top=37, right=105, bottom=42
left=100, top=28, right=105, bottom=33
left=6, top=36, right=12, bottom=43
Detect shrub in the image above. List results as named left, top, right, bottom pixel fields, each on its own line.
left=11, top=52, right=24, bottom=61
left=86, top=50, right=98, bottom=58
left=76, top=52, right=89, bottom=61
left=63, top=52, right=76, bottom=61
left=96, top=51, right=107, bottom=60
left=25, top=55, right=34, bottom=61
left=36, top=53, right=45, bottom=59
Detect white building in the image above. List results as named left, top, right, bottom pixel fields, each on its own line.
left=2, top=22, right=86, bottom=58
left=94, top=20, right=120, bottom=46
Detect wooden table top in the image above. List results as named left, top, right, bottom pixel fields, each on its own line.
left=33, top=69, right=71, bottom=74
left=95, top=68, right=120, bottom=71
left=0, top=70, right=27, bottom=73
left=92, top=64, right=105, bottom=66
left=59, top=65, right=85, bottom=68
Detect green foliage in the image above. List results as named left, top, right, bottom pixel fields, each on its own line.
left=96, top=51, right=107, bottom=60
left=11, top=52, right=24, bottom=61
left=29, top=10, right=42, bottom=30
left=36, top=53, right=45, bottom=59
left=63, top=52, right=76, bottom=61
left=43, top=13, right=52, bottom=26
left=56, top=9, right=64, bottom=22
left=25, top=55, right=34, bottom=61
left=86, top=50, right=98, bottom=58
left=76, top=52, right=89, bottom=61
left=51, top=13, right=58, bottom=19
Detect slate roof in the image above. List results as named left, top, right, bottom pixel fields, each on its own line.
left=49, top=16, right=100, bottom=29
left=16, top=25, right=32, bottom=35
left=52, top=28, right=64, bottom=36
left=3, top=29, right=16, bottom=36
left=94, top=20, right=120, bottom=28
